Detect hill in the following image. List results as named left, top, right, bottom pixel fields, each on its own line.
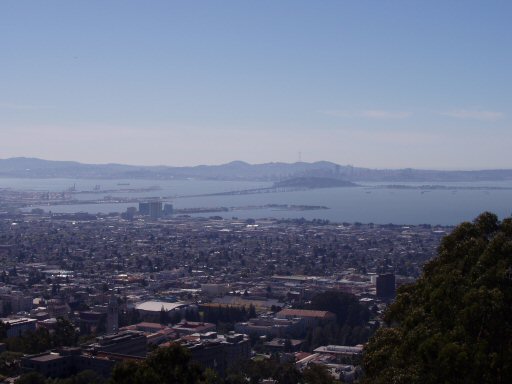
left=273, top=177, right=357, bottom=188
left=2, top=157, right=512, bottom=182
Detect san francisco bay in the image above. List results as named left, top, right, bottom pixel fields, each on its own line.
left=2, top=178, right=511, bottom=225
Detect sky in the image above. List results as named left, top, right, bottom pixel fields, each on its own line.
left=1, top=1, right=511, bottom=169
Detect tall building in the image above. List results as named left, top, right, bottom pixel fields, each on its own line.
left=123, top=206, right=137, bottom=221
left=163, top=203, right=174, bottom=216
left=148, top=201, right=162, bottom=220
left=138, top=202, right=150, bottom=215
left=376, top=273, right=396, bottom=300
left=106, top=293, right=119, bottom=334
left=139, top=201, right=162, bottom=219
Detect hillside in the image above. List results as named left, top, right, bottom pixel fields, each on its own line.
left=2, top=157, right=512, bottom=182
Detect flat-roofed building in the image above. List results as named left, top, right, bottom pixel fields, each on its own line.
left=276, top=309, right=335, bottom=327
left=179, top=332, right=251, bottom=377
left=135, top=301, right=193, bottom=322
left=21, top=347, right=138, bottom=379
left=2, top=317, right=37, bottom=338
left=90, top=330, right=147, bottom=357
left=79, top=311, right=106, bottom=334
left=314, top=344, right=364, bottom=364
left=172, top=320, right=216, bottom=336
left=235, top=316, right=304, bottom=338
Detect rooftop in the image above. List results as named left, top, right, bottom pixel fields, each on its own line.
left=135, top=301, right=188, bottom=312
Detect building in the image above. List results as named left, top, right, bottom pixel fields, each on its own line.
left=120, top=322, right=177, bottom=345
left=276, top=309, right=336, bottom=327
left=313, top=345, right=364, bottom=364
left=263, top=338, right=304, bottom=352
left=79, top=311, right=106, bottom=334
left=135, top=301, right=193, bottom=323
left=2, top=317, right=37, bottom=338
left=171, top=321, right=216, bottom=336
left=376, top=273, right=396, bottom=300
left=180, top=332, right=251, bottom=377
left=47, top=299, right=70, bottom=319
left=234, top=316, right=305, bottom=338
left=138, top=202, right=150, bottom=215
left=89, top=331, right=147, bottom=357
left=0, top=290, right=33, bottom=314
left=138, top=201, right=163, bottom=219
left=122, top=207, right=137, bottom=221
left=21, top=347, right=143, bottom=379
left=106, top=294, right=119, bottom=334
left=201, top=284, right=229, bottom=298
left=163, top=203, right=174, bottom=216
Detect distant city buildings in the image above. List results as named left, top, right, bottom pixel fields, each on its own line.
left=0, top=213, right=450, bottom=382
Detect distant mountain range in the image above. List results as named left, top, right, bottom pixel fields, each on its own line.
left=1, top=157, right=512, bottom=182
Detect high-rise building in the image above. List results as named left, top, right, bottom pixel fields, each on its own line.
left=148, top=201, right=162, bottom=220
left=138, top=201, right=162, bottom=219
left=138, top=202, right=150, bottom=215
left=376, top=273, right=396, bottom=300
left=163, top=203, right=174, bottom=216
left=106, top=293, right=119, bottom=334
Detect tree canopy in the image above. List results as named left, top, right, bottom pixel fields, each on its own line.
left=363, top=212, right=512, bottom=384
left=109, top=344, right=218, bottom=384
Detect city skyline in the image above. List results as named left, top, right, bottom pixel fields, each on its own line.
left=2, top=1, right=511, bottom=169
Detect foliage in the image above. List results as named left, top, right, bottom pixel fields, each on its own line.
left=201, top=305, right=255, bottom=325
left=0, top=351, right=23, bottom=376
left=227, top=358, right=302, bottom=384
left=363, top=213, right=512, bottom=384
left=109, top=344, right=221, bottom=384
left=46, top=370, right=106, bottom=384
left=227, top=358, right=337, bottom=384
left=303, top=364, right=337, bottom=384
left=4, top=318, right=78, bottom=354
left=0, top=321, right=10, bottom=339
left=15, top=372, right=46, bottom=384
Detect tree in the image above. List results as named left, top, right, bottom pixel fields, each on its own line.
left=14, top=372, right=46, bottom=384
left=46, top=370, right=106, bottom=384
left=363, top=213, right=512, bottom=384
left=303, top=364, right=336, bottom=384
left=110, top=344, right=219, bottom=384
left=53, top=318, right=78, bottom=347
left=0, top=321, right=10, bottom=340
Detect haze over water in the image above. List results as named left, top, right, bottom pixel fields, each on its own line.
left=4, top=178, right=511, bottom=226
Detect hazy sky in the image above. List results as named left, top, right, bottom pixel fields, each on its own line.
left=1, top=1, right=511, bottom=169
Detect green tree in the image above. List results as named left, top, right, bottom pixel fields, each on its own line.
left=303, top=364, right=336, bottom=384
left=14, top=372, right=46, bottom=384
left=52, top=318, right=78, bottom=347
left=363, top=213, right=512, bottom=384
left=0, top=351, right=23, bottom=376
left=0, top=321, right=10, bottom=339
left=109, top=344, right=220, bottom=384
